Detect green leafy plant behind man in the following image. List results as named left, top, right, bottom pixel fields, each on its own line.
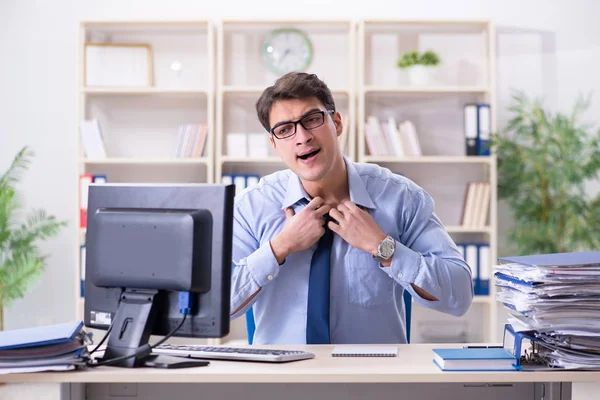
left=0, top=146, right=67, bottom=330
left=397, top=50, right=441, bottom=69
left=491, top=91, right=600, bottom=256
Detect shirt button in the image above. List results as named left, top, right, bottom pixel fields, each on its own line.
left=267, top=275, right=273, bottom=281
left=397, top=272, right=403, bottom=279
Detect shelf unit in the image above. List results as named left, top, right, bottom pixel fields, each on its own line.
left=215, top=19, right=357, bottom=184
left=72, top=18, right=500, bottom=345
left=358, top=19, right=498, bottom=343
left=75, top=20, right=215, bottom=322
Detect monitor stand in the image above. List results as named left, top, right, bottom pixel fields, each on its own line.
left=100, top=289, right=209, bottom=369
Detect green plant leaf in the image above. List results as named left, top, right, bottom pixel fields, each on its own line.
left=0, top=147, right=34, bottom=189
left=0, top=252, right=44, bottom=306
left=397, top=50, right=440, bottom=69
left=0, top=146, right=66, bottom=307
left=491, top=90, right=600, bottom=255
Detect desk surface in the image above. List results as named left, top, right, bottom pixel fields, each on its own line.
left=1, top=344, right=600, bottom=384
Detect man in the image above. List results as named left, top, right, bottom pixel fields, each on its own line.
left=230, top=72, right=473, bottom=345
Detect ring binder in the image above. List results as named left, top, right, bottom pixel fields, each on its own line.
left=502, top=324, right=548, bottom=370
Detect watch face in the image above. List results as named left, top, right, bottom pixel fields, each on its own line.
left=261, top=28, right=313, bottom=76
left=379, top=237, right=395, bottom=258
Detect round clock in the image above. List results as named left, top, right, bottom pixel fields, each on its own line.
left=261, top=28, right=313, bottom=76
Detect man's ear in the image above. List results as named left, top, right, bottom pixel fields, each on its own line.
left=269, top=135, right=276, bottom=149
left=333, top=111, right=343, bottom=137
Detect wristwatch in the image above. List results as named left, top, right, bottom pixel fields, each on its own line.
left=374, top=235, right=395, bottom=262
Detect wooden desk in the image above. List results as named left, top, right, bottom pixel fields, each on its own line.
left=1, top=344, right=598, bottom=400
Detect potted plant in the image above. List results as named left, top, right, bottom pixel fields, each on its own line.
left=0, top=146, right=67, bottom=330
left=491, top=91, right=600, bottom=256
left=397, top=50, right=441, bottom=85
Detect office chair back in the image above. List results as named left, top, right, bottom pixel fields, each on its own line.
left=245, top=290, right=412, bottom=344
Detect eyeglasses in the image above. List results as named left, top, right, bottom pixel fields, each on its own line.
left=270, top=110, right=335, bottom=139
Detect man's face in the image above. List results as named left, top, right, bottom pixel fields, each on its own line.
left=268, top=97, right=343, bottom=182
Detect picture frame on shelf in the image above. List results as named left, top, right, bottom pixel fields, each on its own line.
left=84, top=42, right=154, bottom=87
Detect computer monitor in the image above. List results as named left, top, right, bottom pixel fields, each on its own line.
left=84, top=183, right=235, bottom=368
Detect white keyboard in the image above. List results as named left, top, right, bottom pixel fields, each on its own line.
left=153, top=344, right=316, bottom=363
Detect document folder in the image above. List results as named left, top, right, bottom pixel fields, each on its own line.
left=502, top=323, right=549, bottom=370
left=0, top=321, right=84, bottom=350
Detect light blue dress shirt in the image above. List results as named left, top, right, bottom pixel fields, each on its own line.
left=230, top=158, right=473, bottom=345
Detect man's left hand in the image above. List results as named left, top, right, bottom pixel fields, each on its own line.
left=328, top=201, right=387, bottom=257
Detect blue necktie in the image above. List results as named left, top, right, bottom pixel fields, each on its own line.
left=306, top=210, right=334, bottom=344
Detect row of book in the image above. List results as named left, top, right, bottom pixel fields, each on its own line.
left=364, top=102, right=491, bottom=158
left=464, top=103, right=491, bottom=156
left=81, top=103, right=490, bottom=160
left=221, top=173, right=260, bottom=196
left=175, top=122, right=208, bottom=158
left=460, top=181, right=491, bottom=228
left=456, top=243, right=490, bottom=296
left=79, top=119, right=208, bottom=159
left=79, top=173, right=107, bottom=229
left=364, top=116, right=422, bottom=157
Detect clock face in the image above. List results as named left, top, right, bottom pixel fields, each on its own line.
left=262, top=28, right=313, bottom=76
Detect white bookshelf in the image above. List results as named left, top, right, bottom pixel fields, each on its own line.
left=358, top=19, right=498, bottom=343
left=75, top=20, right=215, bottom=322
left=72, top=18, right=500, bottom=346
left=215, top=19, right=357, bottom=184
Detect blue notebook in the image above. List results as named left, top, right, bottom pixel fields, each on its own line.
left=433, top=348, right=517, bottom=371
left=498, top=251, right=600, bottom=267
left=0, top=321, right=84, bottom=350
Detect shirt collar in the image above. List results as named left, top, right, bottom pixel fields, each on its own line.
left=280, top=157, right=376, bottom=210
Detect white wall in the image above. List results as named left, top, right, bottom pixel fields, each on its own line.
left=0, top=0, right=599, bottom=331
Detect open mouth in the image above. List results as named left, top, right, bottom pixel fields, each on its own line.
left=297, top=149, right=320, bottom=160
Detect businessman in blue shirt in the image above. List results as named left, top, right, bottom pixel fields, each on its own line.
left=230, top=72, right=473, bottom=345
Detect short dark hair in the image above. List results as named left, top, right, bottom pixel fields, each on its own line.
left=255, top=72, right=336, bottom=132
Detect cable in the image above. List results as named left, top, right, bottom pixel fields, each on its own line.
left=89, top=313, right=187, bottom=368
left=89, top=322, right=113, bottom=355
left=88, top=292, right=192, bottom=368
left=149, top=313, right=187, bottom=349
left=89, top=288, right=123, bottom=355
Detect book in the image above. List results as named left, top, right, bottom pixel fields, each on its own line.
left=331, top=345, right=397, bottom=357
left=432, top=348, right=516, bottom=371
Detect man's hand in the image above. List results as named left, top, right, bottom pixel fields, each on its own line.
left=328, top=201, right=386, bottom=257
left=270, top=197, right=332, bottom=264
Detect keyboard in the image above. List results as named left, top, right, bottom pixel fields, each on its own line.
left=153, top=344, right=316, bottom=363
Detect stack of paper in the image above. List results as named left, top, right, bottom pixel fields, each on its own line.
left=494, top=251, right=600, bottom=370
left=0, top=321, right=91, bottom=374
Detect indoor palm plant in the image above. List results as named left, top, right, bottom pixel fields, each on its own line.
left=491, top=91, right=600, bottom=256
left=0, top=146, right=67, bottom=330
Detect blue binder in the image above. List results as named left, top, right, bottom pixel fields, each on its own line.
left=0, top=321, right=84, bottom=350
left=498, top=251, right=600, bottom=267
left=502, top=323, right=546, bottom=370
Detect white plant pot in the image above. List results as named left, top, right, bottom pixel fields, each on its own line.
left=408, top=65, right=433, bottom=86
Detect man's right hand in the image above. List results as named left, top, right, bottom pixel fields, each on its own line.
left=270, top=197, right=332, bottom=265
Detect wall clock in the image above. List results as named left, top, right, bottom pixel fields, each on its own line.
left=261, top=28, right=313, bottom=76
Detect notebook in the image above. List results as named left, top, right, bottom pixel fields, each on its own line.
left=432, top=348, right=516, bottom=371
left=0, top=321, right=84, bottom=350
left=331, top=346, right=397, bottom=357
